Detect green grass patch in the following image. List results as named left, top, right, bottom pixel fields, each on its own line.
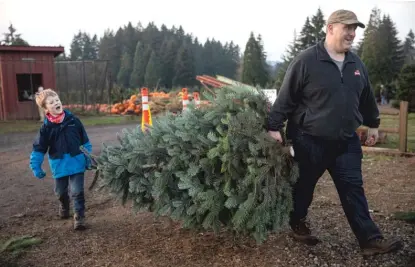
left=393, top=211, right=415, bottom=223
left=0, top=235, right=42, bottom=265
left=377, top=113, right=415, bottom=152
left=0, top=115, right=140, bottom=135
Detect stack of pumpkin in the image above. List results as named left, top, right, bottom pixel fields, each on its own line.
left=110, top=94, right=141, bottom=115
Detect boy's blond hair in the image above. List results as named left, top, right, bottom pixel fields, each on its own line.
left=35, top=89, right=59, bottom=109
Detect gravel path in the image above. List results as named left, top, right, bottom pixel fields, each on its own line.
left=0, top=124, right=414, bottom=267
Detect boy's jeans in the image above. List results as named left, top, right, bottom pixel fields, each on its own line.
left=54, top=172, right=85, bottom=217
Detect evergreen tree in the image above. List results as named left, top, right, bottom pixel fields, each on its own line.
left=202, top=39, right=216, bottom=75
left=112, top=27, right=124, bottom=83
left=403, top=29, right=415, bottom=64
left=98, top=30, right=118, bottom=83
left=361, top=7, right=383, bottom=86
left=242, top=32, right=269, bottom=87
left=70, top=31, right=83, bottom=60
left=274, top=30, right=301, bottom=89
left=310, top=7, right=326, bottom=43
left=82, top=33, right=99, bottom=60
left=72, top=20, right=241, bottom=89
left=129, top=41, right=145, bottom=88
left=84, top=85, right=298, bottom=244
left=276, top=8, right=325, bottom=89
left=173, top=43, right=196, bottom=87
left=193, top=38, right=204, bottom=75
left=144, top=50, right=163, bottom=88
left=297, top=17, right=315, bottom=51
left=122, top=22, right=140, bottom=57
left=69, top=31, right=99, bottom=60
left=117, top=51, right=133, bottom=88
left=357, top=8, right=381, bottom=57
left=396, top=63, right=415, bottom=111
left=2, top=23, right=29, bottom=46
left=377, top=15, right=405, bottom=84
left=161, top=39, right=180, bottom=89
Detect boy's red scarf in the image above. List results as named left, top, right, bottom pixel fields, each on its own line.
left=46, top=112, right=65, bottom=124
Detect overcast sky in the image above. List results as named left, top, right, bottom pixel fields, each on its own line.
left=1, top=0, right=414, bottom=61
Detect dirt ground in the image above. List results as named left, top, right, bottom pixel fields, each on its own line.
left=0, top=123, right=414, bottom=267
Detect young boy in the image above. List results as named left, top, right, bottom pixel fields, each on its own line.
left=29, top=89, right=92, bottom=230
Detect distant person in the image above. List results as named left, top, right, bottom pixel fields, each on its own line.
left=380, top=86, right=388, bottom=105
left=267, top=9, right=402, bottom=256
left=30, top=89, right=92, bottom=230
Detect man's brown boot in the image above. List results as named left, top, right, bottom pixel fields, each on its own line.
left=289, top=218, right=320, bottom=245
left=361, top=237, right=403, bottom=256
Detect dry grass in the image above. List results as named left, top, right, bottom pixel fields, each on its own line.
left=0, top=115, right=140, bottom=134
left=376, top=110, right=415, bottom=152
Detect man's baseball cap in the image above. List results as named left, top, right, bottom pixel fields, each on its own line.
left=327, top=9, right=365, bottom=28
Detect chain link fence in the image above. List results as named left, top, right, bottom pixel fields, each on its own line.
left=55, top=59, right=113, bottom=110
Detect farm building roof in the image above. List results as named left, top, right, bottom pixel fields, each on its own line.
left=0, top=45, right=64, bottom=57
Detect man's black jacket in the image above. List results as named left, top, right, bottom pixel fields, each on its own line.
left=268, top=38, right=380, bottom=140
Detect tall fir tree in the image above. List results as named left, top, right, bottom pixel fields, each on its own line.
left=144, top=50, right=163, bottom=88
left=70, top=31, right=83, bottom=60
left=297, top=17, right=315, bottom=51
left=129, top=41, right=145, bottom=88
left=82, top=33, right=99, bottom=60
left=356, top=8, right=382, bottom=57
left=310, top=7, right=326, bottom=43
left=117, top=51, right=133, bottom=88
left=275, top=30, right=301, bottom=89
left=361, top=7, right=383, bottom=87
left=242, top=32, right=269, bottom=87
left=173, top=43, right=196, bottom=87
left=403, top=29, right=415, bottom=64
left=98, top=30, right=118, bottom=83
left=377, top=15, right=405, bottom=84
left=396, top=63, right=415, bottom=111
left=2, top=23, right=29, bottom=46
left=161, top=39, right=180, bottom=89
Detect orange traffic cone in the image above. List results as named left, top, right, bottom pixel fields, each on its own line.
left=141, top=87, right=152, bottom=132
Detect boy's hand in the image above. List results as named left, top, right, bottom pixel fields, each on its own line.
left=34, top=169, right=46, bottom=179
left=85, top=157, right=92, bottom=170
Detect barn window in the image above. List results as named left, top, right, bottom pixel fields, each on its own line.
left=16, top=74, right=43, bottom=102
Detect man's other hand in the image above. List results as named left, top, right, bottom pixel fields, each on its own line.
left=268, top=131, right=283, bottom=143
left=365, top=128, right=379, bottom=146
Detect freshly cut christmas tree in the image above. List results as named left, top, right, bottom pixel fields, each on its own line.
left=85, top=85, right=299, bottom=243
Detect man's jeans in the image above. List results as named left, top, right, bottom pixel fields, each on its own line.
left=54, top=172, right=85, bottom=217
left=289, top=129, right=382, bottom=246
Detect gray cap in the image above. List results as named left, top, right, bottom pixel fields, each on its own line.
left=327, top=9, right=365, bottom=28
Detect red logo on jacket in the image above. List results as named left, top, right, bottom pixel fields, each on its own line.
left=354, top=70, right=361, bottom=76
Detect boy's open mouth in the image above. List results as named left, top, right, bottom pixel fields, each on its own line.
left=56, top=105, right=62, bottom=111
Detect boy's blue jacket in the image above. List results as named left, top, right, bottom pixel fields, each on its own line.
left=29, top=110, right=92, bottom=179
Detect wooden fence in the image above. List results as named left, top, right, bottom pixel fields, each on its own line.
left=357, top=101, right=411, bottom=156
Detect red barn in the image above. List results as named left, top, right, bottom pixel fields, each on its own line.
left=0, top=45, right=64, bottom=120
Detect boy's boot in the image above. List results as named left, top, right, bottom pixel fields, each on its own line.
left=73, top=213, right=86, bottom=230
left=58, top=195, right=70, bottom=219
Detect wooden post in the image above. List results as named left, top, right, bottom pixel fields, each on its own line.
left=399, top=101, right=409, bottom=152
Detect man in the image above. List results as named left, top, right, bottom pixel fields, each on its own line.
left=268, top=9, right=402, bottom=256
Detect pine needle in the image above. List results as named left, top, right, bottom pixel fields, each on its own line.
left=0, top=235, right=42, bottom=255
